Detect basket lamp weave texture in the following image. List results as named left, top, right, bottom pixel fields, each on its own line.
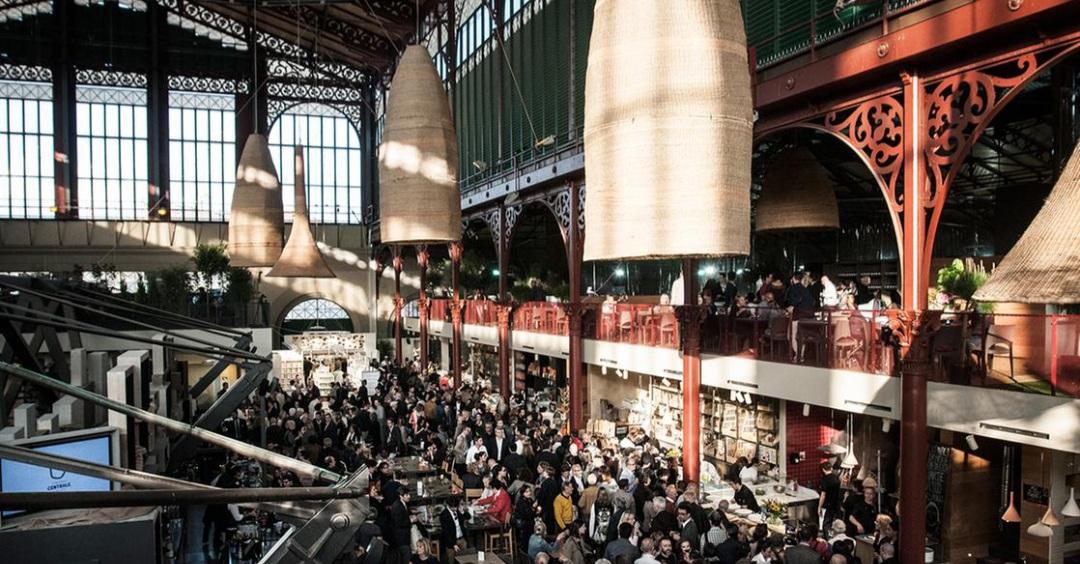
left=379, top=45, right=462, bottom=244
left=582, top=0, right=754, bottom=261
left=755, top=147, right=840, bottom=232
left=974, top=140, right=1080, bottom=304
left=229, top=134, right=285, bottom=267
left=268, top=146, right=334, bottom=278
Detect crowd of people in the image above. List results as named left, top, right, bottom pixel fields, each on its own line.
left=199, top=355, right=900, bottom=564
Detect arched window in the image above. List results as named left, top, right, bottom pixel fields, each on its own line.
left=268, top=103, right=363, bottom=224
left=282, top=298, right=353, bottom=333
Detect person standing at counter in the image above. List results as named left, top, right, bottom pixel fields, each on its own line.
left=726, top=476, right=761, bottom=513
left=846, top=478, right=878, bottom=537
left=819, top=462, right=842, bottom=529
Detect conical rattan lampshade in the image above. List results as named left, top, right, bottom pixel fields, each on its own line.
left=582, top=0, right=753, bottom=261
left=268, top=146, right=334, bottom=278
left=756, top=147, right=840, bottom=232
left=1001, top=491, right=1021, bottom=522
left=974, top=141, right=1080, bottom=304
left=229, top=134, right=284, bottom=267
left=379, top=45, right=461, bottom=244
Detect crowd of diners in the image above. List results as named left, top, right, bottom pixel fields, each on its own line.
left=201, top=356, right=901, bottom=564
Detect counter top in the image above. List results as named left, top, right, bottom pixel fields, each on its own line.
left=702, top=480, right=820, bottom=508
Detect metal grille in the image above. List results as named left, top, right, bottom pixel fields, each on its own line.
left=168, top=91, right=236, bottom=222
left=0, top=80, right=55, bottom=219
left=268, top=103, right=363, bottom=224
left=75, top=85, right=150, bottom=219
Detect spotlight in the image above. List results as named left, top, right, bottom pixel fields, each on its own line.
left=882, top=420, right=891, bottom=433
left=491, top=268, right=500, bottom=277
left=613, top=268, right=625, bottom=278
left=472, top=160, right=488, bottom=171
left=803, top=403, right=810, bottom=417
left=157, top=207, right=168, bottom=216
left=534, top=135, right=555, bottom=148
left=965, top=434, right=979, bottom=451
left=601, top=365, right=608, bottom=375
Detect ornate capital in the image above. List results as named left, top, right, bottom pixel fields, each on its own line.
left=675, top=305, right=709, bottom=354
left=448, top=241, right=464, bottom=262
left=495, top=303, right=513, bottom=327
left=416, top=244, right=430, bottom=268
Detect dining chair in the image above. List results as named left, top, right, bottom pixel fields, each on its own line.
left=618, top=309, right=634, bottom=342
left=763, top=315, right=791, bottom=361
left=660, top=313, right=677, bottom=347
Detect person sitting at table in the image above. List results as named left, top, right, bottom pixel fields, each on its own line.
left=528, top=521, right=568, bottom=561
left=410, top=538, right=439, bottom=564
left=725, top=476, right=760, bottom=513
left=476, top=478, right=513, bottom=524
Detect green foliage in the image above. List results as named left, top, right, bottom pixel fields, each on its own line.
left=224, top=267, right=255, bottom=304
left=935, top=258, right=991, bottom=312
left=192, top=243, right=230, bottom=288
left=147, top=266, right=192, bottom=312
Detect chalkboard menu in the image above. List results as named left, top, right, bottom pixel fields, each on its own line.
left=925, top=444, right=951, bottom=540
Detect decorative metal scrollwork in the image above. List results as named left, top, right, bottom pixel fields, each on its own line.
left=267, top=81, right=363, bottom=104
left=168, top=75, right=249, bottom=94
left=823, top=94, right=904, bottom=213
left=923, top=54, right=1039, bottom=208
left=0, top=63, right=52, bottom=82
left=266, top=98, right=364, bottom=137
left=75, top=68, right=147, bottom=88
left=537, top=188, right=571, bottom=243
left=503, top=204, right=522, bottom=243
left=483, top=208, right=502, bottom=247
left=577, top=184, right=586, bottom=232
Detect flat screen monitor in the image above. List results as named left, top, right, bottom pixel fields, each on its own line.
left=1, top=426, right=119, bottom=517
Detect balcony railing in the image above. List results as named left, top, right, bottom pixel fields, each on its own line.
left=584, top=303, right=681, bottom=349
left=463, top=299, right=498, bottom=326
left=512, top=302, right=568, bottom=336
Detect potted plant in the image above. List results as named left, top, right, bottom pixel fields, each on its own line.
left=934, top=258, right=991, bottom=313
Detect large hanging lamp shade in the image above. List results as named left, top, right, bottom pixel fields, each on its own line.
left=379, top=45, right=461, bottom=244
left=974, top=141, right=1080, bottom=304
left=755, top=147, right=840, bottom=232
left=229, top=134, right=285, bottom=267
left=582, top=0, right=754, bottom=261
left=268, top=146, right=334, bottom=278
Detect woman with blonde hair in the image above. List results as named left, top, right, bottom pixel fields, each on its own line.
left=410, top=538, right=438, bottom=564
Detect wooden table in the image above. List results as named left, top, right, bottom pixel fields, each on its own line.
left=390, top=456, right=438, bottom=478
left=455, top=550, right=506, bottom=564
left=406, top=476, right=457, bottom=506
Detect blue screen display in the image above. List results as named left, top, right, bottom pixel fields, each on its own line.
left=1, top=435, right=113, bottom=516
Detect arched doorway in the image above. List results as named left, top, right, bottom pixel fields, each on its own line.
left=281, top=297, right=354, bottom=334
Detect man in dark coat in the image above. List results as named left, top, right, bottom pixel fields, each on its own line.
left=389, top=491, right=414, bottom=563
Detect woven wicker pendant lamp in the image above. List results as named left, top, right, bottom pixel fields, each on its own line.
left=268, top=146, right=334, bottom=278
left=379, top=45, right=461, bottom=244
left=229, top=134, right=285, bottom=267
left=582, top=0, right=753, bottom=261
left=974, top=141, right=1080, bottom=304
left=755, top=147, right=840, bottom=232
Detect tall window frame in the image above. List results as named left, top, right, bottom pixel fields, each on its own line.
left=168, top=91, right=236, bottom=221
left=0, top=80, right=55, bottom=219
left=75, top=84, right=149, bottom=220
left=268, top=103, right=363, bottom=224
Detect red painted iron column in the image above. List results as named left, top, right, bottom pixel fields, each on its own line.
left=417, top=245, right=430, bottom=371
left=496, top=206, right=512, bottom=401
left=899, top=72, right=930, bottom=564
left=567, top=182, right=586, bottom=432
left=496, top=304, right=512, bottom=402
left=449, top=242, right=464, bottom=389
left=393, top=249, right=404, bottom=365
left=679, top=259, right=703, bottom=483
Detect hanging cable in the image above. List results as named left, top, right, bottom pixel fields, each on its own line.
left=480, top=0, right=541, bottom=147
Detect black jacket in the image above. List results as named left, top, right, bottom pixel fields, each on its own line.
left=438, top=506, right=467, bottom=550
left=389, top=499, right=412, bottom=548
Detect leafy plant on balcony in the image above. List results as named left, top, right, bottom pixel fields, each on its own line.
left=146, top=266, right=192, bottom=313
left=935, top=258, right=991, bottom=313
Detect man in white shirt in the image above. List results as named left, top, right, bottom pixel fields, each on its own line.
left=465, top=437, right=488, bottom=465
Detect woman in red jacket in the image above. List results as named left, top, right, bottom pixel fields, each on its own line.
left=475, top=479, right=513, bottom=524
